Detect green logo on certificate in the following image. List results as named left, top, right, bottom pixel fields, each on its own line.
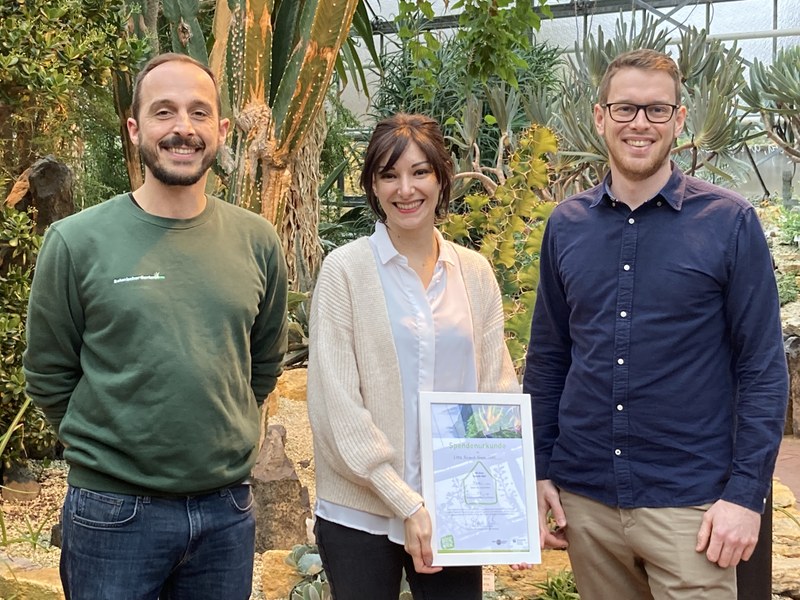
left=440, top=535, right=455, bottom=550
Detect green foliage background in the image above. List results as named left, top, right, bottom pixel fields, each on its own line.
left=0, top=206, right=55, bottom=468
left=0, top=0, right=148, bottom=200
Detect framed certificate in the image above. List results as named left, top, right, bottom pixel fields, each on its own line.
left=419, top=391, right=540, bottom=566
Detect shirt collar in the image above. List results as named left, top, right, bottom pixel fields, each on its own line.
left=591, top=162, right=686, bottom=211
left=370, top=221, right=455, bottom=266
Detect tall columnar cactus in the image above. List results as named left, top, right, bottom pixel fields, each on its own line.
left=209, top=0, right=361, bottom=283
left=113, top=0, right=160, bottom=191
left=162, top=0, right=208, bottom=62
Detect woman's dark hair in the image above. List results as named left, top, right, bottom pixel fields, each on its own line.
left=360, top=113, right=453, bottom=223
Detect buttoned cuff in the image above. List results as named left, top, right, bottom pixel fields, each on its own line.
left=720, top=475, right=771, bottom=514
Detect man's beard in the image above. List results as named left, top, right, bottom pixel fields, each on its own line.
left=607, top=137, right=673, bottom=182
left=140, top=134, right=216, bottom=186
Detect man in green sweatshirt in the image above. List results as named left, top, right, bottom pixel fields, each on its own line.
left=23, top=53, right=288, bottom=599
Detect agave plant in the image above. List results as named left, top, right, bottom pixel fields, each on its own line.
left=741, top=45, right=800, bottom=164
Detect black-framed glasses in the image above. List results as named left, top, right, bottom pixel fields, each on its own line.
left=603, top=103, right=679, bottom=123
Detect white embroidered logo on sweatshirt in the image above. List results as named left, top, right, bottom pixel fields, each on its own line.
left=113, top=272, right=166, bottom=284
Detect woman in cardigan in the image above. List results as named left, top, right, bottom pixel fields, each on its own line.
left=307, top=113, right=520, bottom=600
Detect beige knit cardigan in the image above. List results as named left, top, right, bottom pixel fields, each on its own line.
left=307, top=236, right=520, bottom=520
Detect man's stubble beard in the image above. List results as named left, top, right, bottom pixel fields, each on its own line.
left=138, top=137, right=216, bottom=187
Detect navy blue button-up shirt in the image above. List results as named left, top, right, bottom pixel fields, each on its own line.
left=524, top=166, right=788, bottom=513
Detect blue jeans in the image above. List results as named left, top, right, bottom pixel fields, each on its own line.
left=60, top=484, right=255, bottom=600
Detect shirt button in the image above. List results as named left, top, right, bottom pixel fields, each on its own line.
left=628, top=218, right=635, bottom=224
left=620, top=311, right=627, bottom=318
left=657, top=201, right=663, bottom=207
left=616, top=404, right=623, bottom=411
left=617, top=358, right=624, bottom=365
left=614, top=449, right=622, bottom=456
left=623, top=264, right=631, bottom=271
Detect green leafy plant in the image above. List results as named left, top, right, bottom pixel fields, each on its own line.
left=393, top=0, right=552, bottom=102
left=777, top=272, right=799, bottom=306
left=371, top=34, right=562, bottom=176
left=0, top=0, right=148, bottom=194
left=534, top=570, right=580, bottom=599
left=0, top=503, right=59, bottom=553
left=0, top=205, right=56, bottom=469
left=778, top=207, right=800, bottom=245
left=452, top=0, right=551, bottom=88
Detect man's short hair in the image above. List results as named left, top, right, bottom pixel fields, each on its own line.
left=598, top=49, right=682, bottom=105
left=130, top=53, right=222, bottom=121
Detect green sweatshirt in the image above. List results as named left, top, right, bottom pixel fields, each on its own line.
left=23, top=194, right=288, bottom=496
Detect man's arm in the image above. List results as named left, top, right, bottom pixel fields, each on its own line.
left=699, top=206, right=789, bottom=567
left=250, top=230, right=289, bottom=404
left=23, top=228, right=85, bottom=433
left=722, top=207, right=788, bottom=509
left=523, top=218, right=572, bottom=480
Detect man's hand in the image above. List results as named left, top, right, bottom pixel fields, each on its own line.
left=538, top=479, right=568, bottom=550
left=404, top=506, right=443, bottom=574
left=695, top=499, right=761, bottom=568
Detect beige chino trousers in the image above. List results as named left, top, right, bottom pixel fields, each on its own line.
left=559, top=490, right=737, bottom=600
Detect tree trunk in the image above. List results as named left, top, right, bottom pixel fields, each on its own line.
left=252, top=109, right=325, bottom=289
left=281, top=110, right=326, bottom=290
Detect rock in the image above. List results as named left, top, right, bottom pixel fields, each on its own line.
left=774, top=479, right=797, bottom=509
left=260, top=550, right=302, bottom=600
left=785, top=336, right=800, bottom=435
left=275, top=368, right=308, bottom=402
left=772, top=483, right=800, bottom=597
left=0, top=554, right=64, bottom=600
left=50, top=522, right=63, bottom=549
left=252, top=424, right=312, bottom=552
left=6, top=156, right=74, bottom=234
left=2, top=463, right=41, bottom=503
left=782, top=261, right=800, bottom=276
left=265, top=390, right=279, bottom=422
left=773, top=554, right=800, bottom=599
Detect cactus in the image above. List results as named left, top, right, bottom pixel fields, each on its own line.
left=162, top=0, right=207, bottom=62
left=109, top=0, right=373, bottom=286
left=112, top=0, right=159, bottom=191
left=443, top=123, right=558, bottom=368
left=208, top=0, right=361, bottom=284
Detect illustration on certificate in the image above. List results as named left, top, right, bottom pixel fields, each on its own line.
left=430, top=403, right=530, bottom=553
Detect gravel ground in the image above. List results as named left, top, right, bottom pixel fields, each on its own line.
left=0, top=460, right=65, bottom=568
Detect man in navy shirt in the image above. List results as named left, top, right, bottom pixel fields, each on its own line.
left=524, top=49, right=788, bottom=599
